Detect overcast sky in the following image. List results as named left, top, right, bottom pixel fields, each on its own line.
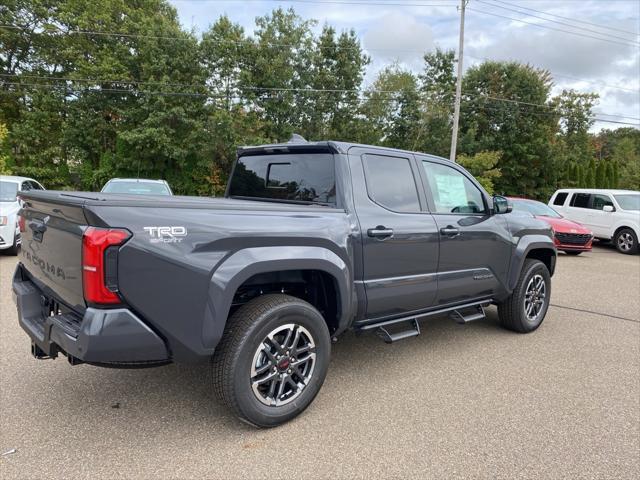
left=169, top=0, right=640, bottom=131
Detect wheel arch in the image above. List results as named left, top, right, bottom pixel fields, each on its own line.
left=508, top=236, right=557, bottom=292
left=204, top=246, right=354, bottom=350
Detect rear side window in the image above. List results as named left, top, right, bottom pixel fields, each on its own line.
left=362, top=154, right=420, bottom=212
left=228, top=153, right=336, bottom=205
left=570, top=193, right=590, bottom=208
left=553, top=192, right=568, bottom=206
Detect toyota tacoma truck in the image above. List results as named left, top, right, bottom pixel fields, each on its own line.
left=13, top=138, right=556, bottom=427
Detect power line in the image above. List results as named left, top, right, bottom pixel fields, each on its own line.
left=476, top=0, right=639, bottom=43
left=467, top=7, right=640, bottom=48
left=488, top=0, right=639, bottom=37
left=3, top=79, right=638, bottom=125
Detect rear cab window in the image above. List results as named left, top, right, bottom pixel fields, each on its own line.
left=228, top=152, right=336, bottom=205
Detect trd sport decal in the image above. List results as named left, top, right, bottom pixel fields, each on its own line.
left=143, top=226, right=187, bottom=244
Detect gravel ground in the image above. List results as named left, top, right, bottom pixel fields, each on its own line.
left=1, top=244, right=638, bottom=479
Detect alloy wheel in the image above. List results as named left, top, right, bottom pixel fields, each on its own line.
left=250, top=324, right=316, bottom=407
left=617, top=232, right=634, bottom=252
left=524, top=274, right=546, bottom=322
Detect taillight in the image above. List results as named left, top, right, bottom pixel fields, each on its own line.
left=82, top=227, right=131, bottom=305
left=18, top=214, right=25, bottom=232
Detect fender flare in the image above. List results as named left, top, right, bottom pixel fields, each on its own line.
left=202, top=246, right=353, bottom=350
left=508, top=235, right=557, bottom=292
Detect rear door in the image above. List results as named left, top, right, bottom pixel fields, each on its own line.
left=565, top=192, right=591, bottom=225
left=417, top=157, right=512, bottom=306
left=350, top=148, right=439, bottom=320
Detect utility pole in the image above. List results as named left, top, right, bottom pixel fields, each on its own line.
left=450, top=0, right=467, bottom=163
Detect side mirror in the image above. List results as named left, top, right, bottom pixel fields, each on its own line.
left=493, top=195, right=512, bottom=214
left=603, top=205, right=615, bottom=212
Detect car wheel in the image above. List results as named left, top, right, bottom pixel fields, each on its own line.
left=498, top=259, right=551, bottom=333
left=564, top=251, right=582, bottom=256
left=212, top=294, right=331, bottom=428
left=614, top=228, right=638, bottom=255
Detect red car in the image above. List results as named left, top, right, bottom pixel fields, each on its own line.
left=508, top=197, right=593, bottom=255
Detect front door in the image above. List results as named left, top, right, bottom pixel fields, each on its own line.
left=586, top=193, right=616, bottom=237
left=417, top=157, right=512, bottom=306
left=350, top=149, right=440, bottom=320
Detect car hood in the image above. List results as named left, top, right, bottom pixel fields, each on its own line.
left=536, top=215, right=591, bottom=234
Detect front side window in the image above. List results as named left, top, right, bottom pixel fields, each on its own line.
left=362, top=154, right=420, bottom=212
left=570, top=193, right=590, bottom=208
left=422, top=162, right=485, bottom=214
left=28, top=181, right=44, bottom=190
left=228, top=153, right=336, bottom=205
left=553, top=192, right=568, bottom=206
left=591, top=194, right=614, bottom=210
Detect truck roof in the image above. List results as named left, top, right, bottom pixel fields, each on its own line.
left=238, top=139, right=451, bottom=161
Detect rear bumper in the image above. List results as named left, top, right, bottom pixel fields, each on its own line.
left=13, top=265, right=169, bottom=367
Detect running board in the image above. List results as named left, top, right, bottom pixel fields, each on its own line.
left=356, top=298, right=492, bottom=344
left=450, top=305, right=486, bottom=324
left=376, top=319, right=420, bottom=344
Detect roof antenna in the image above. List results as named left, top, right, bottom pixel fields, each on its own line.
left=287, top=133, right=307, bottom=144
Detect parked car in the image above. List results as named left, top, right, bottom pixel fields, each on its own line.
left=508, top=197, right=593, bottom=255
left=13, top=138, right=557, bottom=427
left=101, top=178, right=173, bottom=195
left=0, top=175, right=45, bottom=255
left=549, top=189, right=640, bottom=254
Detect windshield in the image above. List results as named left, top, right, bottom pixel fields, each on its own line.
left=0, top=181, right=19, bottom=202
left=614, top=194, right=640, bottom=211
left=510, top=198, right=562, bottom=218
left=102, top=181, right=171, bottom=195
left=228, top=153, right=336, bottom=205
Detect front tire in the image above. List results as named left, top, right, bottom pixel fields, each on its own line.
left=614, top=228, right=638, bottom=255
left=212, top=294, right=331, bottom=428
left=498, top=259, right=551, bottom=333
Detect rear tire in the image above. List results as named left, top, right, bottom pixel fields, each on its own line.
left=614, top=228, right=638, bottom=255
left=498, top=259, right=551, bottom=333
left=212, top=294, right=331, bottom=428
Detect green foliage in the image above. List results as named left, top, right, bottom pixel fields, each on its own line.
left=1, top=1, right=637, bottom=198
left=456, top=151, right=502, bottom=194
left=0, top=123, right=12, bottom=174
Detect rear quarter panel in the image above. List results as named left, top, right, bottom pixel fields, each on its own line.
left=88, top=204, right=354, bottom=362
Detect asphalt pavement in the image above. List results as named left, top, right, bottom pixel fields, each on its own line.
left=1, top=244, right=638, bottom=479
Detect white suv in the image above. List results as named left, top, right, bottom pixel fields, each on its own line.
left=0, top=175, right=46, bottom=255
left=549, top=189, right=640, bottom=255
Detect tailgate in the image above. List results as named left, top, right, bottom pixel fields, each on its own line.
left=19, top=193, right=88, bottom=311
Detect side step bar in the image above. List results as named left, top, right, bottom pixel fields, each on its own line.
left=450, top=305, right=486, bottom=324
left=357, top=299, right=491, bottom=343
left=376, top=319, right=420, bottom=344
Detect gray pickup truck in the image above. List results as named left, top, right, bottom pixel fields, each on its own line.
left=13, top=138, right=556, bottom=427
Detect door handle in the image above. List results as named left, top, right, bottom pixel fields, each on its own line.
left=367, top=226, right=394, bottom=239
left=439, top=225, right=460, bottom=237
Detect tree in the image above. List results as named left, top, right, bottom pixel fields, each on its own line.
left=595, top=161, right=607, bottom=188
left=459, top=61, right=556, bottom=199
left=457, top=151, right=502, bottom=194
left=415, top=48, right=456, bottom=157
left=359, top=65, right=421, bottom=150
